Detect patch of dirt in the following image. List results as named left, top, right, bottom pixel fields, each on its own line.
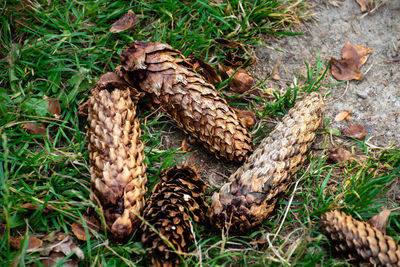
left=251, top=0, right=400, bottom=148
left=160, top=124, right=240, bottom=188
left=155, top=0, right=399, bottom=192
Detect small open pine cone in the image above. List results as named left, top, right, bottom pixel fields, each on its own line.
left=87, top=72, right=147, bottom=241
left=141, top=166, right=209, bottom=267
left=321, top=210, right=400, bottom=266
left=211, top=92, right=324, bottom=234
left=118, top=41, right=253, bottom=163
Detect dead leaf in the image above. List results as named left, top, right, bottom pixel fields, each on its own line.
left=335, top=110, right=352, bottom=122
left=331, top=58, right=363, bottom=81
left=355, top=0, right=373, bottom=12
left=22, top=122, right=47, bottom=136
left=214, top=38, right=243, bottom=48
left=10, top=235, right=43, bottom=250
left=262, top=88, right=278, bottom=98
left=71, top=214, right=100, bottom=241
left=46, top=97, right=61, bottom=118
left=342, top=41, right=374, bottom=69
left=233, top=108, right=255, bottom=129
left=272, top=69, right=281, bottom=80
left=224, top=51, right=257, bottom=67
left=77, top=99, right=89, bottom=117
left=229, top=69, right=255, bottom=94
left=10, top=231, right=83, bottom=266
left=342, top=123, right=367, bottom=139
left=181, top=137, right=196, bottom=152
left=219, top=64, right=255, bottom=93
left=42, top=231, right=84, bottom=260
left=249, top=234, right=268, bottom=246
left=71, top=223, right=86, bottom=241
left=188, top=56, right=222, bottom=84
left=331, top=41, right=373, bottom=81
left=42, top=252, right=78, bottom=267
left=20, top=202, right=53, bottom=213
left=368, top=209, right=391, bottom=234
left=110, top=10, right=139, bottom=33
left=328, top=147, right=353, bottom=164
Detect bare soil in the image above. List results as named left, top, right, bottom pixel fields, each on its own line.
left=160, top=0, right=400, bottom=190
left=251, top=0, right=400, bottom=149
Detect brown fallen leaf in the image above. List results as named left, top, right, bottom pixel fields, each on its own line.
left=342, top=123, right=367, bottom=139
left=233, top=108, right=255, bottom=129
left=42, top=231, right=84, bottom=260
left=224, top=51, right=257, bottom=67
left=219, top=64, right=255, bottom=94
left=10, top=235, right=43, bottom=250
left=46, top=97, right=61, bottom=118
left=368, top=209, right=391, bottom=234
left=328, top=147, right=353, bottom=164
left=42, top=252, right=78, bottom=267
left=110, top=10, right=139, bottom=33
left=229, top=69, right=255, bottom=94
left=77, top=99, right=89, bottom=117
left=335, top=110, right=352, bottom=122
left=188, top=56, right=222, bottom=84
left=71, top=214, right=100, bottom=241
left=11, top=231, right=84, bottom=264
left=22, top=122, right=47, bottom=136
left=71, top=222, right=87, bottom=241
left=331, top=58, right=363, bottom=81
left=262, top=88, right=278, bottom=98
left=214, top=38, right=243, bottom=48
left=331, top=41, right=373, bottom=81
left=342, top=41, right=374, bottom=69
left=20, top=202, right=53, bottom=213
left=355, top=0, right=373, bottom=12
left=272, top=69, right=281, bottom=80
left=181, top=137, right=197, bottom=152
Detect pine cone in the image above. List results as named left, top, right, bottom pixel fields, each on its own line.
left=211, top=93, right=324, bottom=233
left=141, top=166, right=209, bottom=267
left=87, top=72, right=147, bottom=240
left=321, top=210, right=400, bottom=266
left=119, top=41, right=253, bottom=163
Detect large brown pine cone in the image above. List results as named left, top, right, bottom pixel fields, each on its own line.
left=211, top=92, right=324, bottom=233
left=118, top=41, right=253, bottom=163
left=321, top=210, right=400, bottom=266
left=141, top=166, right=209, bottom=267
left=87, top=72, right=147, bottom=240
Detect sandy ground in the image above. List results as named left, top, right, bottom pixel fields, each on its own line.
left=160, top=0, right=400, bottom=190
left=251, top=0, right=400, bottom=149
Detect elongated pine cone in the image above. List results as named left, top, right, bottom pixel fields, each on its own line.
left=141, top=166, right=209, bottom=267
left=321, top=210, right=400, bottom=266
left=211, top=92, right=324, bottom=233
left=119, top=41, right=253, bottom=163
left=87, top=72, right=147, bottom=240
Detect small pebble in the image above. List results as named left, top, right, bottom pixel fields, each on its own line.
left=356, top=91, right=368, bottom=99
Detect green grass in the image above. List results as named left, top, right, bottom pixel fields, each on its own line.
left=1, top=0, right=399, bottom=266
